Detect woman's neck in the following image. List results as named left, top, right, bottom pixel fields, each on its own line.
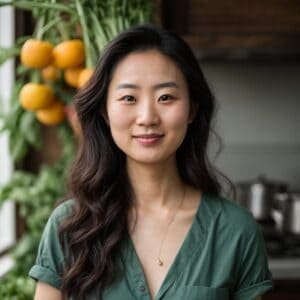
left=126, top=157, right=185, bottom=211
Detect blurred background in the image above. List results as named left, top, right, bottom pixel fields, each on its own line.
left=0, top=0, right=299, bottom=299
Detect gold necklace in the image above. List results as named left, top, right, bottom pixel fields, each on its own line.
left=157, top=186, right=186, bottom=266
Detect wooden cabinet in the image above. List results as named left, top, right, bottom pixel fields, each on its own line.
left=157, top=0, right=300, bottom=59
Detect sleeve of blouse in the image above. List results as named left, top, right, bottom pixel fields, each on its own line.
left=233, top=217, right=274, bottom=300
left=28, top=200, right=73, bottom=289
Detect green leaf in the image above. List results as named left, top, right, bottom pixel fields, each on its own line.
left=0, top=1, right=75, bottom=14
left=16, top=64, right=30, bottom=76
left=12, top=234, right=36, bottom=258
left=19, top=111, right=41, bottom=146
left=10, top=132, right=28, bottom=163
left=0, top=46, right=19, bottom=65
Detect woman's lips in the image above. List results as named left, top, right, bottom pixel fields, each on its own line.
left=133, top=134, right=164, bottom=146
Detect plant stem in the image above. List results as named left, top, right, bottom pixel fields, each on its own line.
left=34, top=14, right=46, bottom=40
left=74, top=0, right=93, bottom=67
left=0, top=1, right=75, bottom=14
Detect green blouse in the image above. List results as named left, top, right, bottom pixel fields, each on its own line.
left=29, top=193, right=273, bottom=299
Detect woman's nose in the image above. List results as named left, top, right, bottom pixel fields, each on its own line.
left=136, top=101, right=160, bottom=126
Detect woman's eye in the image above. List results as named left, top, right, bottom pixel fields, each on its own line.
left=121, top=95, right=136, bottom=102
left=159, top=94, right=173, bottom=102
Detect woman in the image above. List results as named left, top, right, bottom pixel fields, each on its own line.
left=29, top=24, right=273, bottom=300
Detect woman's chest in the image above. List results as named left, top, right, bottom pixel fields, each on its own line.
left=131, top=205, right=202, bottom=299
left=129, top=214, right=194, bottom=299
left=100, top=232, right=237, bottom=300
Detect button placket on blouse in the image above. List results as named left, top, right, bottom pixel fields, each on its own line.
left=154, top=203, right=207, bottom=300
left=133, top=272, right=150, bottom=299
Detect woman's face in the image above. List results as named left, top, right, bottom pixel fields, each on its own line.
left=106, top=50, right=191, bottom=165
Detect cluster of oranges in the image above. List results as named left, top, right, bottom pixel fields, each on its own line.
left=19, top=39, right=93, bottom=126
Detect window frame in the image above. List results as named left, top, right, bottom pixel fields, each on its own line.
left=0, top=6, right=16, bottom=257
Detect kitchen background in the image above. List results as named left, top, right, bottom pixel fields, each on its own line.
left=0, top=0, right=300, bottom=299
left=204, top=62, right=300, bottom=190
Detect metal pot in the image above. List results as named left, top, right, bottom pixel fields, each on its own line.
left=273, top=192, right=300, bottom=235
left=236, top=175, right=288, bottom=221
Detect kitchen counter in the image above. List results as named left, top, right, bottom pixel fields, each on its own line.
left=269, top=257, right=300, bottom=279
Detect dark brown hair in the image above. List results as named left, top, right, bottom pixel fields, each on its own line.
left=59, top=24, right=234, bottom=299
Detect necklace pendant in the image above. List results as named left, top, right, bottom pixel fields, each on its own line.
left=157, top=258, right=163, bottom=266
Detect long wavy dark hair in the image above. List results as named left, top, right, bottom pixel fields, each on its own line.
left=59, top=24, right=234, bottom=299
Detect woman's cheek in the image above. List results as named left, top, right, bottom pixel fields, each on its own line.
left=168, top=109, right=190, bottom=129
left=107, top=106, right=132, bottom=130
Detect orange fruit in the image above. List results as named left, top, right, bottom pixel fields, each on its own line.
left=41, top=65, right=60, bottom=81
left=36, top=100, right=65, bottom=125
left=19, top=83, right=55, bottom=111
left=53, top=40, right=85, bottom=69
left=78, top=68, right=94, bottom=88
left=64, top=67, right=84, bottom=88
left=20, top=39, right=53, bottom=68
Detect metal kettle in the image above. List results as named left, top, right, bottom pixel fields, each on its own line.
left=236, top=175, right=288, bottom=222
left=273, top=192, right=300, bottom=235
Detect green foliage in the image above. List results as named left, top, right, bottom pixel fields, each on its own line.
left=0, top=46, right=20, bottom=66
left=0, top=124, right=75, bottom=299
left=0, top=273, right=36, bottom=300
left=0, top=36, right=29, bottom=66
left=0, top=78, right=42, bottom=163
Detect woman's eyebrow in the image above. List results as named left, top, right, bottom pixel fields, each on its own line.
left=116, top=82, right=179, bottom=90
left=153, top=82, right=179, bottom=90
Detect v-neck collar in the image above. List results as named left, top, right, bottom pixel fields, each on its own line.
left=121, top=192, right=211, bottom=300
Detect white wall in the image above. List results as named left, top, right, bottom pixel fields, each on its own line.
left=202, top=62, right=300, bottom=190
left=0, top=6, right=15, bottom=275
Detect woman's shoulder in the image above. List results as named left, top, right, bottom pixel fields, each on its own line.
left=49, top=198, right=76, bottom=224
left=204, top=193, right=258, bottom=234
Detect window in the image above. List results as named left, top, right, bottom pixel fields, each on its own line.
left=0, top=6, right=16, bottom=275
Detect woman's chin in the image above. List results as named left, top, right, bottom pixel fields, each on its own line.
left=126, top=153, right=175, bottom=166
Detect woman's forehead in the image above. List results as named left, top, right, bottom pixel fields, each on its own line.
left=109, top=50, right=187, bottom=89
